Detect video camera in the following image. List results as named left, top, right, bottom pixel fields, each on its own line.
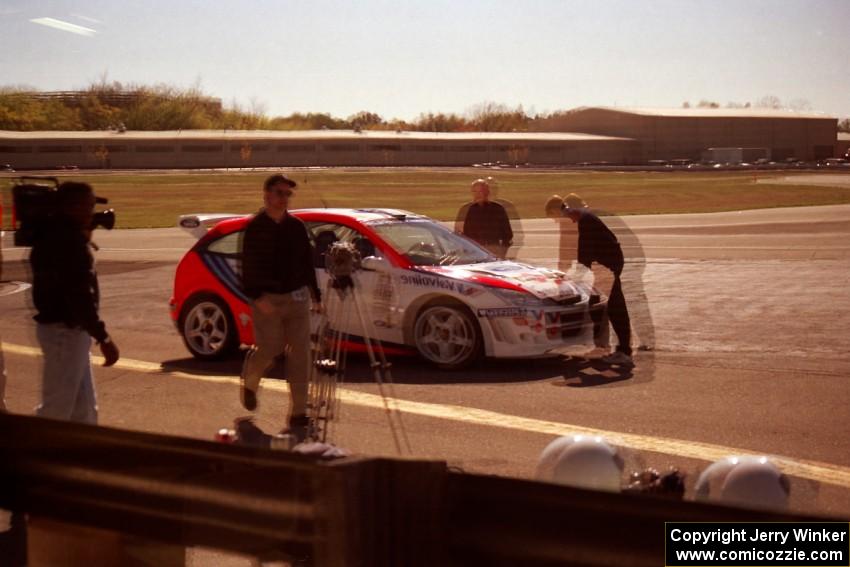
left=11, top=177, right=116, bottom=246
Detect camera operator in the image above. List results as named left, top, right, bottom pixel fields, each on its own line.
left=30, top=181, right=119, bottom=424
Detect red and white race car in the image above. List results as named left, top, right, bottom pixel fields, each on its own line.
left=170, top=208, right=606, bottom=369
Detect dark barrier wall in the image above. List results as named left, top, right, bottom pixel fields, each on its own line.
left=0, top=413, right=841, bottom=566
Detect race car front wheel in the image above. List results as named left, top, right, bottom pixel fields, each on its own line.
left=413, top=302, right=482, bottom=370
left=180, top=295, right=239, bottom=360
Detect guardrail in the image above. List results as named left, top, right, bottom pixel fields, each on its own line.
left=0, top=412, right=837, bottom=566
left=0, top=413, right=445, bottom=566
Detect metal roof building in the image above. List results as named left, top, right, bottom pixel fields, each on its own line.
left=532, top=106, right=838, bottom=162
left=0, top=129, right=639, bottom=169
left=0, top=107, right=841, bottom=169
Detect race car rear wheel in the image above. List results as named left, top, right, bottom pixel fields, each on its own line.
left=179, top=295, right=239, bottom=360
left=413, top=302, right=482, bottom=370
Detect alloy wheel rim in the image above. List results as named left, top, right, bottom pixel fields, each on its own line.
left=185, top=302, right=228, bottom=355
left=414, top=306, right=475, bottom=365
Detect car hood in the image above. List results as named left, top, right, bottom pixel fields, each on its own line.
left=417, top=261, right=585, bottom=302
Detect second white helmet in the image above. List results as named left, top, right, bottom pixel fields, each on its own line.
left=695, top=456, right=790, bottom=510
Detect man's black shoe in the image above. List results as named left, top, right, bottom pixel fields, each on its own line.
left=241, top=386, right=257, bottom=411
left=282, top=414, right=311, bottom=443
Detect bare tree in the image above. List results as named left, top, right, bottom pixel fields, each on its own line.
left=755, top=95, right=782, bottom=109
left=348, top=111, right=384, bottom=129
left=466, top=102, right=529, bottom=131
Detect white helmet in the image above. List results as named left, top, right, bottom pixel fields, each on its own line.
left=695, top=456, right=790, bottom=510
left=537, top=435, right=623, bottom=492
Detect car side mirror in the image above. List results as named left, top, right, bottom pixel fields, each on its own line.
left=361, top=255, right=390, bottom=272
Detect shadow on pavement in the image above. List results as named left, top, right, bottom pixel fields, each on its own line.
left=558, top=356, right=634, bottom=387
left=161, top=351, right=654, bottom=387
left=337, top=355, right=568, bottom=385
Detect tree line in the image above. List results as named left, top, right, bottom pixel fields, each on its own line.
left=0, top=83, right=535, bottom=132
left=1, top=82, right=847, bottom=132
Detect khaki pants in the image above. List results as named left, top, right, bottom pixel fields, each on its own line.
left=241, top=288, right=311, bottom=416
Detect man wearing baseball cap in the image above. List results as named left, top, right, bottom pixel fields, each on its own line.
left=239, top=173, right=322, bottom=442
left=30, top=181, right=119, bottom=423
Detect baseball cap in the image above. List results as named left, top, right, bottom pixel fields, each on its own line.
left=264, top=173, right=298, bottom=191
left=57, top=181, right=108, bottom=205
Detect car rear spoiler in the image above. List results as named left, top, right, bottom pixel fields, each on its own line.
left=178, top=214, right=243, bottom=239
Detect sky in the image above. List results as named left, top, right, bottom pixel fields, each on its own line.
left=1, top=0, right=848, bottom=121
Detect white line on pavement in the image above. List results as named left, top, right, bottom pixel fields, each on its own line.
left=4, top=341, right=850, bottom=489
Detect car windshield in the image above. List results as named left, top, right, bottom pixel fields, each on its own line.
left=369, top=219, right=493, bottom=266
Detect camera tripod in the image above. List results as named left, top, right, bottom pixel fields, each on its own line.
left=306, top=243, right=410, bottom=453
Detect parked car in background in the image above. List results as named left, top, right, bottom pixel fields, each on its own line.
left=818, top=158, right=849, bottom=168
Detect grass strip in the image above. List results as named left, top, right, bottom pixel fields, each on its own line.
left=2, top=169, right=849, bottom=229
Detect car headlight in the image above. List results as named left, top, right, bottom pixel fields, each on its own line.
left=491, top=287, right=551, bottom=307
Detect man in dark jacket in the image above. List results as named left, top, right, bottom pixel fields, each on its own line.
left=30, top=181, right=119, bottom=423
left=460, top=178, right=513, bottom=259
left=240, top=174, right=322, bottom=440
left=562, top=203, right=634, bottom=366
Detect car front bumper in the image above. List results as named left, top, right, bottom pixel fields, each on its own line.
left=477, top=301, right=606, bottom=358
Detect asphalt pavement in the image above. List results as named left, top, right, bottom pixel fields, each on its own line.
left=2, top=206, right=850, bottom=560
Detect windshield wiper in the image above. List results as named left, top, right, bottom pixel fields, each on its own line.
left=438, top=250, right=460, bottom=266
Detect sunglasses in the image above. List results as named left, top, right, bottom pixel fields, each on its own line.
left=270, top=188, right=293, bottom=198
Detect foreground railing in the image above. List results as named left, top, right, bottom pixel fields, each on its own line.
left=0, top=412, right=834, bottom=566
